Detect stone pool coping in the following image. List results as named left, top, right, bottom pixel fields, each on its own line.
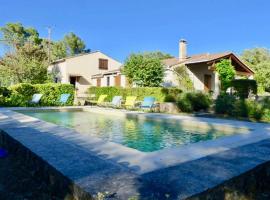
left=6, top=106, right=270, bottom=174
left=1, top=106, right=270, bottom=199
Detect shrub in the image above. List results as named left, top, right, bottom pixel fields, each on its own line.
left=246, top=100, right=264, bottom=120
left=230, top=79, right=257, bottom=99
left=3, top=83, right=74, bottom=107
left=176, top=92, right=212, bottom=112
left=215, top=94, right=236, bottom=115
left=0, top=86, right=11, bottom=97
left=88, top=86, right=182, bottom=102
left=215, top=94, right=264, bottom=121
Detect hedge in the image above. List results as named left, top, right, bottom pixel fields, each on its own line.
left=176, top=92, right=212, bottom=112
left=230, top=79, right=257, bottom=99
left=215, top=94, right=269, bottom=121
left=0, top=83, right=74, bottom=107
left=88, top=87, right=182, bottom=102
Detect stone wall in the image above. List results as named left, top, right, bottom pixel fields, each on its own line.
left=188, top=160, right=270, bottom=200
left=0, top=130, right=93, bottom=200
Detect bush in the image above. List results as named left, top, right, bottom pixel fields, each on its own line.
left=176, top=92, right=212, bottom=112
left=230, top=79, right=257, bottom=99
left=215, top=94, right=264, bottom=121
left=2, top=83, right=74, bottom=107
left=88, top=86, right=182, bottom=102
left=0, top=86, right=11, bottom=97
left=215, top=94, right=236, bottom=115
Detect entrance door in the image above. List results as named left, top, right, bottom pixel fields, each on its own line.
left=97, top=78, right=101, bottom=87
left=70, top=76, right=76, bottom=86
left=204, top=74, right=212, bottom=92
left=114, top=75, right=121, bottom=87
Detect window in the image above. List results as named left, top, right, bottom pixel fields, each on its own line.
left=106, top=76, right=110, bottom=86
left=99, top=59, right=108, bottom=70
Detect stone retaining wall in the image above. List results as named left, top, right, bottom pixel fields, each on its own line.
left=188, top=160, right=270, bottom=200
left=0, top=130, right=93, bottom=200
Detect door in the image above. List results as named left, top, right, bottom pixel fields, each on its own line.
left=70, top=76, right=76, bottom=86
left=114, top=75, right=121, bottom=87
left=204, top=74, right=212, bottom=92
left=97, top=78, right=101, bottom=87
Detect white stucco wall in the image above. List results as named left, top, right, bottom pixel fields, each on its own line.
left=48, top=51, right=122, bottom=94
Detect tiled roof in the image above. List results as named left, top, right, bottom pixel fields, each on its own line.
left=162, top=52, right=232, bottom=67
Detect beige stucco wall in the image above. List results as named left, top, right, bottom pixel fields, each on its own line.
left=48, top=51, right=122, bottom=94
left=93, top=73, right=126, bottom=87
left=163, top=63, right=220, bottom=95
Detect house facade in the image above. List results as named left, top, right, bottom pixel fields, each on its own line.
left=92, top=40, right=254, bottom=96
left=162, top=39, right=254, bottom=96
left=48, top=51, right=122, bottom=95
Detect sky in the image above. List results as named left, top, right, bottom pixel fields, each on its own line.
left=0, top=0, right=270, bottom=62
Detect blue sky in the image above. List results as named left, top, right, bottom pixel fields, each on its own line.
left=1, top=0, right=270, bottom=62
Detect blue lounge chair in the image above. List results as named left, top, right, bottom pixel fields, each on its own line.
left=110, top=96, right=122, bottom=107
left=29, top=94, right=43, bottom=104
left=59, top=94, right=71, bottom=104
left=141, top=96, right=157, bottom=109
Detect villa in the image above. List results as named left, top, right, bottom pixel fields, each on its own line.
left=47, top=51, right=123, bottom=95
left=91, top=40, right=254, bottom=96
left=48, top=40, right=254, bottom=97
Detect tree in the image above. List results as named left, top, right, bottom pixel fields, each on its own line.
left=0, top=23, right=41, bottom=50
left=123, top=53, right=165, bottom=87
left=241, top=48, right=270, bottom=92
left=143, top=51, right=173, bottom=59
left=174, top=65, right=194, bottom=91
left=215, top=59, right=236, bottom=92
left=0, top=44, right=49, bottom=85
left=63, top=32, right=86, bottom=55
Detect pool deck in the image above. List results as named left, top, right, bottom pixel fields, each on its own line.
left=1, top=106, right=270, bottom=199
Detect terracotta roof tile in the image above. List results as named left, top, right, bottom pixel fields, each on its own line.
left=162, top=52, right=232, bottom=67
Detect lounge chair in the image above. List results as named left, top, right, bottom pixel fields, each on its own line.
left=109, top=96, right=122, bottom=107
left=140, top=96, right=157, bottom=109
left=59, top=93, right=71, bottom=105
left=124, top=96, right=137, bottom=108
left=97, top=95, right=108, bottom=106
left=29, top=94, right=43, bottom=104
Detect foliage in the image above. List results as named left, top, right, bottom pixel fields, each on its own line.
left=215, top=59, right=236, bottom=91
left=215, top=94, right=268, bottom=121
left=214, top=94, right=236, bottom=116
left=122, top=53, right=165, bottom=87
left=173, top=65, right=194, bottom=91
left=0, top=83, right=74, bottom=107
left=230, top=79, right=257, bottom=99
left=0, top=22, right=42, bottom=50
left=63, top=32, right=86, bottom=56
left=0, top=44, right=49, bottom=85
left=143, top=51, right=173, bottom=59
left=0, top=23, right=87, bottom=86
left=88, top=86, right=182, bottom=102
left=176, top=92, right=212, bottom=112
left=241, top=48, right=270, bottom=92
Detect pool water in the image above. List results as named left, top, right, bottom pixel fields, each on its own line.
left=20, top=110, right=237, bottom=152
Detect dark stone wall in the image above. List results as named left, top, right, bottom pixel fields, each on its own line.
left=0, top=130, right=93, bottom=200
left=187, top=160, right=270, bottom=200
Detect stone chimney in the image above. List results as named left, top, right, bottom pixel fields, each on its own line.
left=179, top=39, right=187, bottom=61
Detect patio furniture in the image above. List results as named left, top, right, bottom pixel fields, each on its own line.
left=109, top=96, right=122, bottom=107
left=124, top=96, right=137, bottom=108
left=59, top=94, right=71, bottom=105
left=0, top=148, right=8, bottom=158
left=29, top=94, right=43, bottom=104
left=140, top=96, right=157, bottom=109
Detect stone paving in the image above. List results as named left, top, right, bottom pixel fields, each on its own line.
left=1, top=107, right=270, bottom=199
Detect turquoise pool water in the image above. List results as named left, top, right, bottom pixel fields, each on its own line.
left=20, top=110, right=236, bottom=152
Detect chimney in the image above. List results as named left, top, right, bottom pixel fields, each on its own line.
left=179, top=39, right=187, bottom=61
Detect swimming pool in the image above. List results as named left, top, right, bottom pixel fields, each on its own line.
left=20, top=110, right=242, bottom=152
